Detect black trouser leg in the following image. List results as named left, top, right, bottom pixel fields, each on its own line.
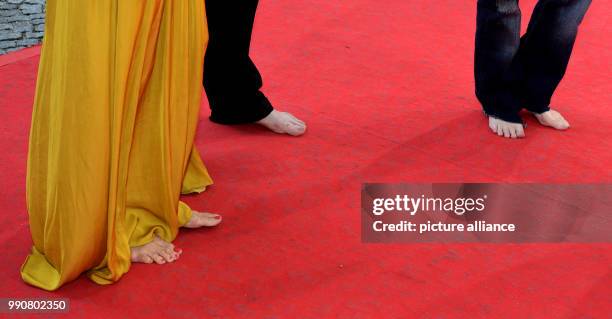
left=475, top=0, right=591, bottom=122
left=475, top=0, right=523, bottom=123
left=515, top=0, right=591, bottom=113
left=204, top=0, right=274, bottom=124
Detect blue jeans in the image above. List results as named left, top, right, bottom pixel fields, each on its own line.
left=475, top=0, right=591, bottom=123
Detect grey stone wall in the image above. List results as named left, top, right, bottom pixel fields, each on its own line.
left=0, top=0, right=45, bottom=55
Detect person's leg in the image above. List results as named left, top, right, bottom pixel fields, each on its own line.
left=122, top=0, right=221, bottom=267
left=515, top=0, right=592, bottom=129
left=203, top=0, right=273, bottom=124
left=475, top=0, right=525, bottom=138
left=21, top=0, right=116, bottom=290
left=203, top=0, right=306, bottom=135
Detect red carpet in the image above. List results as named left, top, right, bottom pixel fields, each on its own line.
left=0, top=1, right=610, bottom=318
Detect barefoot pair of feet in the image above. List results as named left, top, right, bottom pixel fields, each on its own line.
left=130, top=212, right=222, bottom=264
left=131, top=109, right=306, bottom=265
left=488, top=109, right=570, bottom=139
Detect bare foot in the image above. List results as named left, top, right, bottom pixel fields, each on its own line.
left=488, top=117, right=525, bottom=139
left=131, top=236, right=181, bottom=264
left=257, top=110, right=306, bottom=136
left=532, top=110, right=570, bottom=130
left=184, top=211, right=222, bottom=229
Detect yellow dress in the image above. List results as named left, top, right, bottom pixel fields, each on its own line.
left=20, top=0, right=212, bottom=291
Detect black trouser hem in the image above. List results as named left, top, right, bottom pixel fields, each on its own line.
left=208, top=95, right=274, bottom=125
left=482, top=108, right=524, bottom=124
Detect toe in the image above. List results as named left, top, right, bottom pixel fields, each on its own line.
left=190, top=212, right=222, bottom=227
left=284, top=112, right=303, bottom=122
left=152, top=253, right=165, bottom=264
left=551, top=115, right=570, bottom=130
left=288, top=114, right=305, bottom=125
left=488, top=118, right=497, bottom=132
left=174, top=248, right=183, bottom=259
left=502, top=125, right=511, bottom=138
left=290, top=119, right=303, bottom=127
left=172, top=250, right=181, bottom=260
left=202, top=215, right=222, bottom=227
left=285, top=112, right=298, bottom=120
left=198, top=212, right=221, bottom=219
left=509, top=127, right=518, bottom=139
left=286, top=121, right=306, bottom=136
left=160, top=250, right=175, bottom=263
left=517, top=126, right=525, bottom=138
left=289, top=127, right=306, bottom=136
